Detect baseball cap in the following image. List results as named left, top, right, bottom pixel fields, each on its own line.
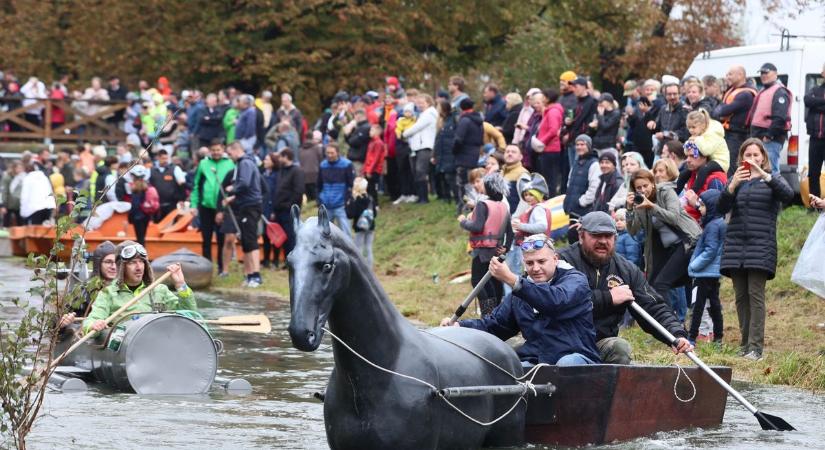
left=571, top=77, right=588, bottom=87
left=623, top=80, right=637, bottom=96
left=759, top=62, right=777, bottom=73
left=580, top=211, right=617, bottom=235
left=560, top=71, right=577, bottom=82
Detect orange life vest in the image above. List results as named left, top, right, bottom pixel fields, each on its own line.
left=469, top=200, right=509, bottom=248
left=720, top=86, right=757, bottom=130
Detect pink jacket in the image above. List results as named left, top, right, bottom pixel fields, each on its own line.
left=537, top=103, right=564, bottom=153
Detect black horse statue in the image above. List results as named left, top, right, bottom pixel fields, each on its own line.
left=287, top=206, right=527, bottom=450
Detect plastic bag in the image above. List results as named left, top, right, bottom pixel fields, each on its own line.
left=791, top=213, right=825, bottom=298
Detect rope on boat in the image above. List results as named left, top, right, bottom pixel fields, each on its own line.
left=323, top=327, right=548, bottom=427
left=673, top=360, right=697, bottom=402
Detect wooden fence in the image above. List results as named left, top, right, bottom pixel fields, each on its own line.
left=0, top=97, right=129, bottom=144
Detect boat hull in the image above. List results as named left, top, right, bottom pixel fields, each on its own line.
left=524, top=364, right=731, bottom=446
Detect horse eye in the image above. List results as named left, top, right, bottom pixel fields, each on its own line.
left=322, top=263, right=333, bottom=273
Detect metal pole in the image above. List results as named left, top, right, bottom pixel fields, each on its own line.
left=439, top=383, right=555, bottom=399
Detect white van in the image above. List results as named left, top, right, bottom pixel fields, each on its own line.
left=683, top=34, right=825, bottom=193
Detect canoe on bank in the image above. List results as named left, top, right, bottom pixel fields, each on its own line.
left=55, top=312, right=223, bottom=394
left=524, top=363, right=731, bottom=446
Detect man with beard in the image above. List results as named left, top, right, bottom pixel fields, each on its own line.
left=557, top=211, right=692, bottom=364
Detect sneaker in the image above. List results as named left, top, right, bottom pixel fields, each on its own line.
left=696, top=332, right=714, bottom=343
left=392, top=196, right=405, bottom=206
left=403, top=195, right=419, bottom=203
left=247, top=279, right=261, bottom=288
left=742, top=351, right=763, bottom=361
left=218, top=272, right=229, bottom=278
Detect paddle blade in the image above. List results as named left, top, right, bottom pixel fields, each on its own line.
left=755, top=411, right=795, bottom=431
left=204, top=315, right=272, bottom=334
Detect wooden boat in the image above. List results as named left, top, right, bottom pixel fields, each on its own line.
left=53, top=313, right=253, bottom=395
left=524, top=364, right=731, bottom=446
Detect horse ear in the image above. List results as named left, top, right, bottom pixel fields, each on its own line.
left=291, top=204, right=302, bottom=231
left=318, top=205, right=331, bottom=237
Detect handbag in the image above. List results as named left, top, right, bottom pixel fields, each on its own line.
left=652, top=215, right=681, bottom=248
left=265, top=220, right=287, bottom=247
left=530, top=135, right=546, bottom=153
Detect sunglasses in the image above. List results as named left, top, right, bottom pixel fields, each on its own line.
left=120, top=243, right=147, bottom=260
left=520, top=239, right=553, bottom=252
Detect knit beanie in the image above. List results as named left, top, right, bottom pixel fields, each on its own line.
left=599, top=149, right=618, bottom=167
left=575, top=134, right=592, bottom=152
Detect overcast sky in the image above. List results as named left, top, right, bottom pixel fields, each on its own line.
left=743, top=0, right=825, bottom=44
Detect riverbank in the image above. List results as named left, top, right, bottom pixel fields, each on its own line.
left=213, top=201, right=825, bottom=391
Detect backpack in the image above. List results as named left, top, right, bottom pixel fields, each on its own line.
left=140, top=186, right=160, bottom=215
left=355, top=199, right=375, bottom=231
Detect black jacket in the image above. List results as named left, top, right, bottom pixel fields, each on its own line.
left=712, top=83, right=756, bottom=135
left=501, top=103, right=522, bottom=144
left=566, top=95, right=598, bottom=141
left=272, top=164, right=305, bottom=212
left=749, top=81, right=791, bottom=143
left=434, top=113, right=457, bottom=173
left=655, top=101, right=690, bottom=142
left=557, top=243, right=688, bottom=344
left=718, top=176, right=793, bottom=280
left=453, top=111, right=484, bottom=169
left=484, top=94, right=508, bottom=128
left=345, top=195, right=376, bottom=232
left=197, top=106, right=225, bottom=142
left=804, top=83, right=825, bottom=140
left=346, top=120, right=371, bottom=162
left=627, top=107, right=655, bottom=156
left=592, top=109, right=621, bottom=150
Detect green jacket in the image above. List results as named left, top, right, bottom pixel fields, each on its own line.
left=223, top=107, right=239, bottom=143
left=82, top=282, right=196, bottom=333
left=189, top=156, right=235, bottom=209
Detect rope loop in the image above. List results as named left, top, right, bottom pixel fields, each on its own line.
left=673, top=358, right=697, bottom=403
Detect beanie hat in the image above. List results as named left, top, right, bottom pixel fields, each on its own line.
left=402, top=102, right=415, bottom=114
left=575, top=134, right=593, bottom=151
left=459, top=98, right=475, bottom=111
left=92, top=241, right=117, bottom=279
left=559, top=71, right=577, bottom=82
left=599, top=150, right=618, bottom=167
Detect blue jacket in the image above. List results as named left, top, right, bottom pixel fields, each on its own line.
left=460, top=265, right=601, bottom=365
left=262, top=168, right=279, bottom=218
left=232, top=154, right=263, bottom=209
left=616, top=230, right=642, bottom=268
left=317, top=157, right=355, bottom=209
left=689, top=190, right=725, bottom=278
left=484, top=94, right=508, bottom=128
left=235, top=107, right=257, bottom=140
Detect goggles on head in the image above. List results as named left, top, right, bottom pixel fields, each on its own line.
left=520, top=239, right=554, bottom=252
left=119, top=243, right=147, bottom=260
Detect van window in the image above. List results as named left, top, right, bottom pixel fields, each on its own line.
left=806, top=73, right=824, bottom=93
left=751, top=75, right=789, bottom=89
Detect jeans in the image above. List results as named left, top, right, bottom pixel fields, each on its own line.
left=668, top=287, right=687, bottom=323
left=198, top=206, right=225, bottom=272
left=503, top=245, right=523, bottom=297
left=763, top=139, right=782, bottom=176
left=556, top=353, right=597, bottom=366
left=596, top=337, right=632, bottom=364
left=354, top=230, right=375, bottom=267
left=538, top=152, right=564, bottom=198
left=809, top=137, right=825, bottom=199
left=327, top=206, right=352, bottom=239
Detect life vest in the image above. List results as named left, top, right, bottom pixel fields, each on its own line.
left=685, top=171, right=728, bottom=222
left=150, top=165, right=183, bottom=204
left=469, top=200, right=509, bottom=248
left=515, top=203, right=553, bottom=245
left=747, top=83, right=792, bottom=131
left=720, top=86, right=757, bottom=130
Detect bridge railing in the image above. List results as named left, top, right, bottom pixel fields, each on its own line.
left=0, top=97, right=130, bottom=144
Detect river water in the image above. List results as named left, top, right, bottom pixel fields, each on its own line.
left=0, top=259, right=822, bottom=449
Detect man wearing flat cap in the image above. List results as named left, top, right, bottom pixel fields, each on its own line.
left=558, top=211, right=692, bottom=364
left=747, top=62, right=792, bottom=175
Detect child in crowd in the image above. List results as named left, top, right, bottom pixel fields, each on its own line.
left=463, top=167, right=488, bottom=212
left=614, top=208, right=642, bottom=268
left=687, top=189, right=725, bottom=345
left=675, top=109, right=728, bottom=192
left=346, top=177, right=377, bottom=267
left=363, top=124, right=386, bottom=206
left=395, top=103, right=417, bottom=140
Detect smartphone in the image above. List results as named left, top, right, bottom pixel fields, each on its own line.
left=741, top=160, right=751, bottom=170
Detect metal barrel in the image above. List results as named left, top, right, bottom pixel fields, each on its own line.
left=89, top=313, right=218, bottom=394
left=438, top=382, right=556, bottom=399
left=212, top=376, right=252, bottom=394
left=48, top=373, right=87, bottom=392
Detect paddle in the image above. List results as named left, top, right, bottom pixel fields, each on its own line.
left=448, top=255, right=505, bottom=325
left=41, top=271, right=173, bottom=379
left=203, top=314, right=271, bottom=333
left=628, top=301, right=795, bottom=431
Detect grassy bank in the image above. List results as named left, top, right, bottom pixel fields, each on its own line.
left=213, top=200, right=825, bottom=390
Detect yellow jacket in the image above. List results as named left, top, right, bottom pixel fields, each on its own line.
left=483, top=122, right=506, bottom=151
left=693, top=120, right=730, bottom=172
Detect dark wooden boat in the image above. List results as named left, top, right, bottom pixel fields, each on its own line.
left=524, top=364, right=731, bottom=446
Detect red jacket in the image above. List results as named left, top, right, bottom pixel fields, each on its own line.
left=364, top=137, right=386, bottom=176
left=685, top=171, right=728, bottom=221
left=383, top=110, right=398, bottom=158
left=537, top=103, right=564, bottom=152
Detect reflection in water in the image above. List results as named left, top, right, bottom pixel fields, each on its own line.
left=0, top=259, right=819, bottom=449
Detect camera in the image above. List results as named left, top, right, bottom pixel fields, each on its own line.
left=633, top=192, right=645, bottom=205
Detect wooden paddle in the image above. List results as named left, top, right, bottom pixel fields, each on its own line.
left=203, top=314, right=271, bottom=333
left=50, top=271, right=173, bottom=370
left=629, top=301, right=795, bottom=431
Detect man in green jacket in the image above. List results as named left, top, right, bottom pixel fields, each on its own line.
left=190, top=140, right=235, bottom=273
left=83, top=241, right=197, bottom=334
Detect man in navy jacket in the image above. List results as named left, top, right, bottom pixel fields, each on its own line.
left=442, top=233, right=601, bottom=366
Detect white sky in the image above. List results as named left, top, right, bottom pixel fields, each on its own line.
left=743, top=0, right=825, bottom=44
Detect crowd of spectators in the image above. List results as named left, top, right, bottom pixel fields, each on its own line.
left=0, top=60, right=822, bottom=360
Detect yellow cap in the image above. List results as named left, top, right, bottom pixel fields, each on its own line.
left=559, top=71, right=577, bottom=82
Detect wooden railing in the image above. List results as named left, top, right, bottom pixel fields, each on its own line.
left=0, top=97, right=129, bottom=144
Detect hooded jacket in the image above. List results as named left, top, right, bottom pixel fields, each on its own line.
left=592, top=108, right=621, bottom=150
left=693, top=120, right=730, bottom=172
left=453, top=111, right=484, bottom=169
left=557, top=242, right=688, bottom=345
left=433, top=112, right=457, bottom=173
left=563, top=146, right=600, bottom=217
left=459, top=265, right=601, bottom=365
left=688, top=190, right=726, bottom=278
left=190, top=156, right=236, bottom=210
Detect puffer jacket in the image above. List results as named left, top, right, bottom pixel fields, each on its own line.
left=453, top=111, right=484, bottom=169
left=693, top=119, right=730, bottom=172
left=688, top=190, right=726, bottom=278
left=718, top=175, right=793, bottom=279
left=627, top=181, right=702, bottom=275
left=434, top=113, right=457, bottom=173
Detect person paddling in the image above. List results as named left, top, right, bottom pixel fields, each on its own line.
left=82, top=241, right=196, bottom=333
left=59, top=241, right=118, bottom=329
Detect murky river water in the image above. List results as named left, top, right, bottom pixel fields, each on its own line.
left=0, top=259, right=822, bottom=449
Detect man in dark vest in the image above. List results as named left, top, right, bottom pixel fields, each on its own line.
left=150, top=149, right=187, bottom=221
left=712, top=65, right=757, bottom=175
left=746, top=62, right=792, bottom=176
left=272, top=148, right=305, bottom=255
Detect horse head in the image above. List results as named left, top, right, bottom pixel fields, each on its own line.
left=287, top=204, right=353, bottom=351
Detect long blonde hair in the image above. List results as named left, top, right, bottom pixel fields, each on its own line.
left=352, top=177, right=368, bottom=198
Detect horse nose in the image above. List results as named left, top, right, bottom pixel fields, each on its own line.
left=306, top=331, right=316, bottom=346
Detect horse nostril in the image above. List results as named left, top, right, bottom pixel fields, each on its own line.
left=307, top=331, right=316, bottom=345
